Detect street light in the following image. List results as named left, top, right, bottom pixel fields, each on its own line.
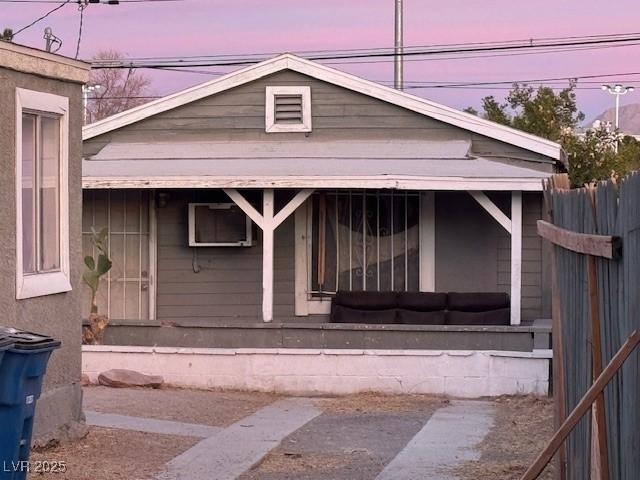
left=82, top=84, right=102, bottom=125
left=601, top=84, right=635, bottom=130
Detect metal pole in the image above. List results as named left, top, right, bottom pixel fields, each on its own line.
left=394, top=0, right=403, bottom=90
left=82, top=87, right=88, bottom=125
left=615, top=93, right=620, bottom=129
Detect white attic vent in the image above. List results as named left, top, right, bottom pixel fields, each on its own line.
left=265, top=86, right=312, bottom=133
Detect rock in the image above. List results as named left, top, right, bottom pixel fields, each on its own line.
left=98, top=369, right=163, bottom=389
left=81, top=374, right=91, bottom=386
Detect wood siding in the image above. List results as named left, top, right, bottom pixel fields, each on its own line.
left=84, top=70, right=554, bottom=170
left=156, top=190, right=296, bottom=324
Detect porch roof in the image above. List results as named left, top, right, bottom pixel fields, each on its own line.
left=83, top=140, right=551, bottom=191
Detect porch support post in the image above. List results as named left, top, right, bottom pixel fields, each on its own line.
left=262, top=189, right=275, bottom=322
left=468, top=190, right=522, bottom=325
left=223, top=188, right=314, bottom=323
left=510, top=191, right=522, bottom=325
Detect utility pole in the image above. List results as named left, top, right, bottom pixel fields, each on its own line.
left=394, top=0, right=403, bottom=90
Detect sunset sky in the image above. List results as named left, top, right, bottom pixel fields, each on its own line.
left=5, top=0, right=640, bottom=121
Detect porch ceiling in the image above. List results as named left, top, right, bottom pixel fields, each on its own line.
left=83, top=140, right=550, bottom=191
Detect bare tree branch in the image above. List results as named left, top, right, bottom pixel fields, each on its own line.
left=87, top=49, right=153, bottom=123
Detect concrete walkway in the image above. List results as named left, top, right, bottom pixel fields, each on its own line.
left=156, top=398, right=322, bottom=480
left=85, top=411, right=223, bottom=438
left=85, top=395, right=495, bottom=480
left=375, top=400, right=495, bottom=480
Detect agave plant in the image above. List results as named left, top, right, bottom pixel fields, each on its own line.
left=83, top=227, right=112, bottom=315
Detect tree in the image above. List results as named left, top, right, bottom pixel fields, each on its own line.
left=465, top=82, right=585, bottom=142
left=87, top=49, right=152, bottom=123
left=466, top=83, right=640, bottom=186
left=561, top=124, right=640, bottom=187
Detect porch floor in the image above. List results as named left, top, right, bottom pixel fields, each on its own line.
left=96, top=319, right=551, bottom=352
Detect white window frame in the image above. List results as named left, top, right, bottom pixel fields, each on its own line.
left=294, top=191, right=435, bottom=316
left=15, top=88, right=71, bottom=300
left=265, top=86, right=312, bottom=133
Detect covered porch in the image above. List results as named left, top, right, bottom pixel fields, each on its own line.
left=82, top=139, right=552, bottom=352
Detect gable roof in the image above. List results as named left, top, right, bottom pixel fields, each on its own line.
left=83, top=53, right=561, bottom=160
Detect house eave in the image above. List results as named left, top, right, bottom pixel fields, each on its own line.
left=82, top=175, right=546, bottom=191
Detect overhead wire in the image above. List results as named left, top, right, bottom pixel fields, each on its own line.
left=11, top=0, right=70, bottom=37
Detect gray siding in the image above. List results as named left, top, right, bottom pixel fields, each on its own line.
left=83, top=68, right=555, bottom=325
left=84, top=70, right=554, bottom=171
left=156, top=190, right=296, bottom=324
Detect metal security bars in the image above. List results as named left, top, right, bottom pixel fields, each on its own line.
left=82, top=190, right=153, bottom=321
left=310, top=190, right=420, bottom=294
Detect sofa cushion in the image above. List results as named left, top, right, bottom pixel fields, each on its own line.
left=397, top=309, right=446, bottom=325
left=396, top=292, right=447, bottom=311
left=447, top=292, right=509, bottom=312
left=331, top=305, right=397, bottom=324
left=332, top=291, right=397, bottom=310
left=446, top=308, right=510, bottom=326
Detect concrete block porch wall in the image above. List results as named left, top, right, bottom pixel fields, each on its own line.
left=82, top=346, right=551, bottom=398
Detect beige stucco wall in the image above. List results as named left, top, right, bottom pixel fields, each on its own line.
left=0, top=61, right=87, bottom=443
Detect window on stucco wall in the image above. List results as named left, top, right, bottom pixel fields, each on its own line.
left=15, top=88, right=71, bottom=299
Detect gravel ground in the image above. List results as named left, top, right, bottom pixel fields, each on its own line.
left=83, top=386, right=279, bottom=427
left=453, top=395, right=555, bottom=480
left=28, top=427, right=198, bottom=480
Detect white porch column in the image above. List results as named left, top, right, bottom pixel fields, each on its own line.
left=262, top=189, right=275, bottom=322
left=223, top=188, right=313, bottom=323
left=510, top=191, right=522, bottom=325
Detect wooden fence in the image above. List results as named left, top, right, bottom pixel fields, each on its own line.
left=533, top=172, right=640, bottom=479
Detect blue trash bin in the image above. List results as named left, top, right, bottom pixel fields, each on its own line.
left=0, top=328, right=60, bottom=480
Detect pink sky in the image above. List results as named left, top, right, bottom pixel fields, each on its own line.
left=5, top=0, right=640, bottom=120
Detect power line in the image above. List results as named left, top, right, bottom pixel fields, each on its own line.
left=1, top=0, right=183, bottom=3
left=12, top=0, right=71, bottom=37
left=90, top=32, right=640, bottom=69
left=75, top=2, right=85, bottom=59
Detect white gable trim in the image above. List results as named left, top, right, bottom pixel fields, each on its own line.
left=83, top=54, right=561, bottom=160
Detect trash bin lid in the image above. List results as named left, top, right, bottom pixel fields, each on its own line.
left=0, top=327, right=61, bottom=351
left=0, top=336, right=13, bottom=350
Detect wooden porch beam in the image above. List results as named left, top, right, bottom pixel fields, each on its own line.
left=224, top=188, right=313, bottom=323
left=469, top=191, right=512, bottom=233
left=262, top=189, right=275, bottom=322
left=273, top=189, right=314, bottom=228
left=468, top=190, right=520, bottom=325
left=511, top=191, right=522, bottom=325
left=222, top=189, right=265, bottom=229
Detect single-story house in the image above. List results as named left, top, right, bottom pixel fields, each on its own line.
left=0, top=41, right=89, bottom=442
left=81, top=54, right=556, bottom=397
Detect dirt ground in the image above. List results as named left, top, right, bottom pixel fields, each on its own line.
left=453, top=395, right=555, bottom=480
left=28, top=427, right=198, bottom=480
left=26, top=389, right=555, bottom=480
left=241, top=393, right=443, bottom=480
left=83, top=385, right=279, bottom=427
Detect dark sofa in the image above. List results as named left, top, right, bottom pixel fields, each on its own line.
left=330, top=291, right=510, bottom=326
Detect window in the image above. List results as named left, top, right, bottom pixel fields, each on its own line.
left=82, top=190, right=155, bottom=321
left=15, top=88, right=70, bottom=299
left=310, top=190, right=420, bottom=294
left=265, top=86, right=312, bottom=133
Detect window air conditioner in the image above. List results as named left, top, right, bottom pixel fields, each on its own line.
left=188, top=203, right=252, bottom=247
